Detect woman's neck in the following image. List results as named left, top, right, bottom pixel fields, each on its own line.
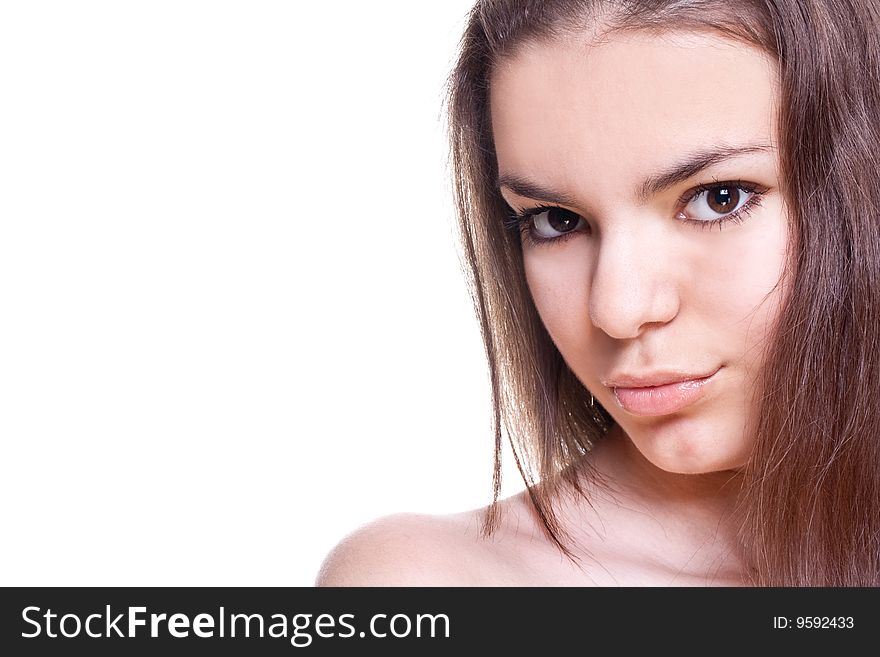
left=562, top=424, right=749, bottom=572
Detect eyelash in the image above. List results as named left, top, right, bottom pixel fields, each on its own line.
left=503, top=179, right=767, bottom=247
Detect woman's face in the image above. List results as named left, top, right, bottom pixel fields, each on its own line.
left=491, top=30, right=789, bottom=474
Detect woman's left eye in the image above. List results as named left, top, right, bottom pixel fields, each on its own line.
left=679, top=183, right=761, bottom=224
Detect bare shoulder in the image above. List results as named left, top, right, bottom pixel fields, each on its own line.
left=313, top=490, right=652, bottom=586
left=314, top=503, right=534, bottom=586
left=316, top=493, right=558, bottom=586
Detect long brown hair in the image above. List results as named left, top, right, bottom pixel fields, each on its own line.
left=445, top=0, right=880, bottom=586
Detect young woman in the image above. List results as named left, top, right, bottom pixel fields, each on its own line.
left=317, top=0, right=880, bottom=586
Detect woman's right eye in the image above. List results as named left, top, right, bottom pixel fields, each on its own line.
left=530, top=207, right=587, bottom=239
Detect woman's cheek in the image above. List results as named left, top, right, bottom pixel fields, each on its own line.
left=524, top=252, right=593, bottom=348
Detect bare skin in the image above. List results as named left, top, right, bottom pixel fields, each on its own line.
left=317, top=424, right=748, bottom=586
left=317, top=28, right=785, bottom=586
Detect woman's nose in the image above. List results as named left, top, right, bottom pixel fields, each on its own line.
left=588, top=232, right=680, bottom=340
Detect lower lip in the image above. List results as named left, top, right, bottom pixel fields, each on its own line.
left=612, top=371, right=718, bottom=417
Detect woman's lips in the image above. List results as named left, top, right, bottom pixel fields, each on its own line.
left=611, top=371, right=718, bottom=416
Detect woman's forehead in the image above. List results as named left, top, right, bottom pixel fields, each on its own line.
left=490, top=30, right=779, bottom=201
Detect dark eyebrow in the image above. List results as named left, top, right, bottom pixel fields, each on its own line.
left=495, top=174, right=582, bottom=207
left=637, top=144, right=773, bottom=202
left=497, top=143, right=774, bottom=207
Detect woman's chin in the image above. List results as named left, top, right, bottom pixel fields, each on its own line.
left=625, top=424, right=749, bottom=477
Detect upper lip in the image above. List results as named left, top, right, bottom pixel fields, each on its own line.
left=603, top=367, right=720, bottom=389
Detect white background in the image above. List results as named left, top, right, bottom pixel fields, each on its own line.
left=0, top=0, right=522, bottom=586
